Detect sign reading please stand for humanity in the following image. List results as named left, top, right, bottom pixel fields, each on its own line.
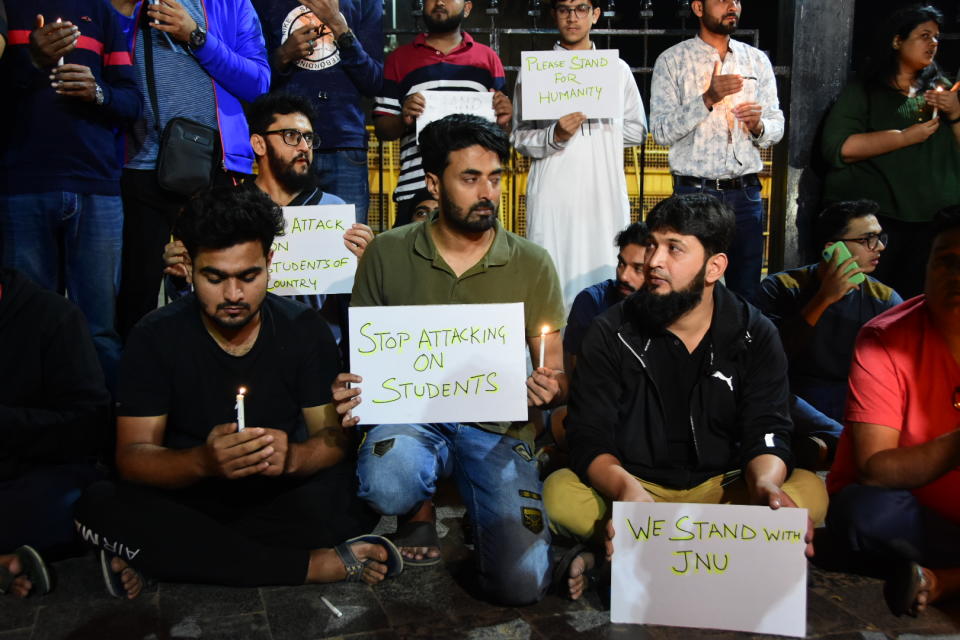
left=611, top=502, right=808, bottom=638
left=269, top=204, right=357, bottom=296
left=348, top=303, right=528, bottom=425
left=519, top=49, right=622, bottom=120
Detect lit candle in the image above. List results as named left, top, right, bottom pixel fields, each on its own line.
left=539, top=325, right=548, bottom=370
left=56, top=18, right=64, bottom=66
left=933, top=86, right=943, bottom=120
left=235, top=387, right=246, bottom=432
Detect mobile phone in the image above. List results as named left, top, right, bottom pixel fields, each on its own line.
left=822, top=242, right=866, bottom=285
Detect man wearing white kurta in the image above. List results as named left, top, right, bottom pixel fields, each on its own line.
left=512, top=0, right=647, bottom=310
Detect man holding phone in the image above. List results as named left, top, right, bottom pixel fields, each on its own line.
left=756, top=200, right=903, bottom=468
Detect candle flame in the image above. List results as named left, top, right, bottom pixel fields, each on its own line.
left=238, top=387, right=246, bottom=396
left=541, top=325, right=549, bottom=335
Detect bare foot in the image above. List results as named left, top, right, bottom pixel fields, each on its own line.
left=399, top=544, right=440, bottom=563
left=395, top=501, right=441, bottom=564
left=568, top=551, right=595, bottom=600
left=0, top=555, right=32, bottom=598
left=110, top=557, right=144, bottom=600
left=308, top=542, right=389, bottom=585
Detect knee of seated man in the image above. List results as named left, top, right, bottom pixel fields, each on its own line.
left=543, top=468, right=598, bottom=539
left=356, top=465, right=430, bottom=516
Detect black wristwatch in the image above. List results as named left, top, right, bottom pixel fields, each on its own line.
left=188, top=25, right=207, bottom=51
left=336, top=29, right=358, bottom=51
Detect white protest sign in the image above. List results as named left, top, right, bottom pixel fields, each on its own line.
left=349, top=303, right=528, bottom=425
left=269, top=204, right=357, bottom=296
left=416, top=90, right=496, bottom=142
left=520, top=49, right=622, bottom=121
left=611, top=502, right=807, bottom=638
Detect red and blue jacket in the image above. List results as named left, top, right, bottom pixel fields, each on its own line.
left=1, top=0, right=142, bottom=195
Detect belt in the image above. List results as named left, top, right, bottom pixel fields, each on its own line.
left=674, top=174, right=760, bottom=191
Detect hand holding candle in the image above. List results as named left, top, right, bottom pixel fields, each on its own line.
left=235, top=387, right=246, bottom=432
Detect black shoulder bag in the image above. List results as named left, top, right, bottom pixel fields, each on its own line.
left=141, top=11, right=219, bottom=196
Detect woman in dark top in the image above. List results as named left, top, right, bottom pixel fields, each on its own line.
left=821, top=4, right=960, bottom=298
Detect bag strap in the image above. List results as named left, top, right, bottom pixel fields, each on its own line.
left=140, top=7, right=161, bottom=134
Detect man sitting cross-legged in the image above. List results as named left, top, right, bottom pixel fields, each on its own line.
left=333, top=114, right=568, bottom=606
left=543, top=193, right=828, bottom=599
left=75, top=187, right=400, bottom=599
left=825, top=206, right=960, bottom=617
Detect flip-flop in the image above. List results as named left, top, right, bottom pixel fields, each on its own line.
left=334, top=534, right=404, bottom=582
left=883, top=539, right=926, bottom=617
left=99, top=550, right=146, bottom=599
left=551, top=544, right=595, bottom=599
left=0, top=546, right=51, bottom=596
left=387, top=520, right=442, bottom=567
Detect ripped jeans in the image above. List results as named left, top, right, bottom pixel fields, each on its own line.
left=357, top=423, right=552, bottom=605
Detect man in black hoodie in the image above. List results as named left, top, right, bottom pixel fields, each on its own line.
left=542, top=194, right=828, bottom=599
left=0, top=268, right=110, bottom=559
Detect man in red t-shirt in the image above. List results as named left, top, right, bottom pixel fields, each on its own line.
left=826, top=205, right=960, bottom=618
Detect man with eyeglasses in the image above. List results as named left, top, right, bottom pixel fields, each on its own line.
left=512, top=0, right=647, bottom=309
left=162, top=93, right=373, bottom=358
left=824, top=206, right=960, bottom=617
left=756, top=200, right=902, bottom=469
left=650, top=0, right=783, bottom=302
left=252, top=0, right=383, bottom=225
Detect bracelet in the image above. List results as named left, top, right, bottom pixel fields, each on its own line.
left=948, top=114, right=960, bottom=125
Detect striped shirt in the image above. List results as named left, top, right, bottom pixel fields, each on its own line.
left=374, top=32, right=505, bottom=202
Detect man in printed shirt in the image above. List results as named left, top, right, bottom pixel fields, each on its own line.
left=650, top=0, right=783, bottom=302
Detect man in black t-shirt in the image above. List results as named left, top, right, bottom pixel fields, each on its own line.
left=76, top=187, right=400, bottom=599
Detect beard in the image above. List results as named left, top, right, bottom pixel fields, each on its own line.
left=625, top=262, right=707, bottom=331
left=441, top=192, right=499, bottom=233
left=702, top=11, right=738, bottom=36
left=268, top=151, right=313, bottom=194
left=205, top=300, right=261, bottom=331
left=423, top=6, right=466, bottom=33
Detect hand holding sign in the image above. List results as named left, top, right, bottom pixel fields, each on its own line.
left=553, top=112, right=588, bottom=144
left=703, top=61, right=744, bottom=110
left=491, top=90, right=513, bottom=129
left=331, top=372, right=362, bottom=427
left=343, top=223, right=374, bottom=258
left=751, top=479, right=814, bottom=557
left=402, top=92, right=426, bottom=128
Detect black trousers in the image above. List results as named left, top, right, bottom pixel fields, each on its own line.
left=74, top=462, right=379, bottom=587
left=115, top=169, right=248, bottom=340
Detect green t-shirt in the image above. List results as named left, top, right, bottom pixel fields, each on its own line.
left=351, top=213, right=566, bottom=437
left=821, top=81, right=960, bottom=223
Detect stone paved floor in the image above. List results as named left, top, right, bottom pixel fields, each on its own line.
left=3, top=508, right=960, bottom=640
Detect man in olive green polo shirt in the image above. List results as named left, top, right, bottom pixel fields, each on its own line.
left=332, top=115, right=566, bottom=605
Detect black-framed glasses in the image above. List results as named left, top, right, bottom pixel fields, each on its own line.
left=555, top=4, right=594, bottom=18
left=833, top=232, right=888, bottom=252
left=264, top=129, right=321, bottom=149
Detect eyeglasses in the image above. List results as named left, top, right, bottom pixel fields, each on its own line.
left=555, top=4, right=594, bottom=18
left=263, top=129, right=321, bottom=149
left=833, top=232, right=888, bottom=251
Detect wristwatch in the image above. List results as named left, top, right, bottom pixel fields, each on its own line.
left=94, top=83, right=105, bottom=106
left=188, top=25, right=207, bottom=51
left=336, top=29, right=358, bottom=51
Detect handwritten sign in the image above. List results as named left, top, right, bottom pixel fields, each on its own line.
left=416, top=91, right=496, bottom=142
left=348, top=303, right=528, bottom=425
left=611, top=502, right=807, bottom=638
left=519, top=49, right=622, bottom=121
left=269, top=205, right=357, bottom=296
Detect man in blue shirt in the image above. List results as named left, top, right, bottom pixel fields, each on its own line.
left=756, top=200, right=903, bottom=468
left=254, top=0, right=383, bottom=225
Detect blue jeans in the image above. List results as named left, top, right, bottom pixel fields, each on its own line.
left=827, top=484, right=960, bottom=572
left=674, top=182, right=764, bottom=302
left=314, top=149, right=369, bottom=224
left=357, top=423, right=552, bottom=605
left=0, top=192, right=122, bottom=387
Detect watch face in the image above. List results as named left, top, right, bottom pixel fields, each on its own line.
left=281, top=5, right=341, bottom=71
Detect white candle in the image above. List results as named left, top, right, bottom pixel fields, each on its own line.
left=933, top=86, right=943, bottom=119
left=235, top=387, right=246, bottom=432
left=539, top=326, right=548, bottom=370
left=56, top=18, right=64, bottom=66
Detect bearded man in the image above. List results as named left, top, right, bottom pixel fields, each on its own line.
left=542, top=193, right=827, bottom=599
left=372, top=0, right=512, bottom=217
